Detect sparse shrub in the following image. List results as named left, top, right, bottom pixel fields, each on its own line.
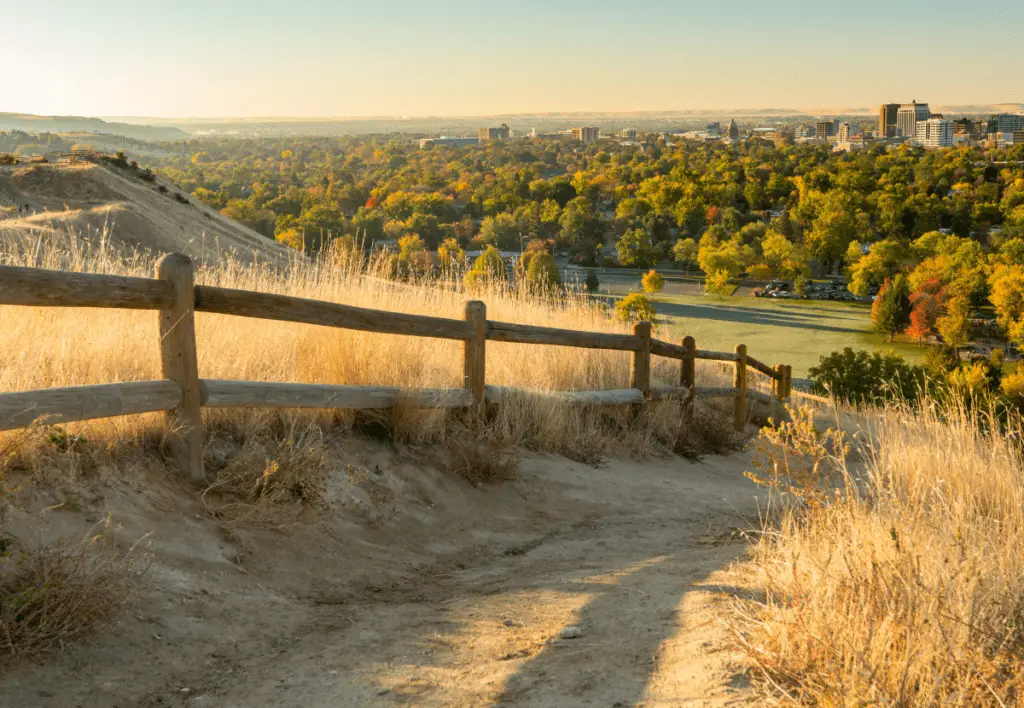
left=0, top=154, right=17, bottom=165
left=0, top=518, right=151, bottom=658
left=615, top=292, right=655, bottom=323
left=445, top=430, right=520, bottom=486
left=585, top=268, right=600, bottom=293
left=641, top=268, right=664, bottom=293
left=201, top=424, right=329, bottom=526
left=808, top=347, right=926, bottom=406
left=674, top=401, right=743, bottom=460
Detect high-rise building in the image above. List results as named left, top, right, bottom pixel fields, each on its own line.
left=815, top=120, right=836, bottom=139
left=837, top=122, right=852, bottom=142
left=952, top=118, right=982, bottom=140
left=571, top=126, right=600, bottom=144
left=620, top=128, right=637, bottom=141
left=795, top=124, right=816, bottom=139
left=727, top=119, right=740, bottom=139
left=897, top=100, right=930, bottom=138
left=915, top=119, right=953, bottom=148
left=879, top=103, right=900, bottom=138
left=478, top=123, right=511, bottom=142
left=990, top=114, right=1024, bottom=135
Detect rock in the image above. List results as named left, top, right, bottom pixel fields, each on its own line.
left=503, top=619, right=524, bottom=628
left=559, top=625, right=583, bottom=639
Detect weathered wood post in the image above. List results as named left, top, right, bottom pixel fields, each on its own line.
left=733, top=343, right=747, bottom=432
left=773, top=364, right=785, bottom=401
left=156, top=253, right=204, bottom=484
left=631, top=321, right=652, bottom=398
left=681, top=335, right=696, bottom=423
left=463, top=300, right=487, bottom=415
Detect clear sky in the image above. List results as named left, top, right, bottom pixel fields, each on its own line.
left=3, top=0, right=1021, bottom=118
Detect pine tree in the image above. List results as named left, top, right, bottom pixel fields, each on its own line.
left=871, top=275, right=911, bottom=342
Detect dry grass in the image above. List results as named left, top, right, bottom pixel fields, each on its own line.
left=0, top=517, right=151, bottom=658
left=0, top=227, right=737, bottom=478
left=734, top=401, right=1024, bottom=704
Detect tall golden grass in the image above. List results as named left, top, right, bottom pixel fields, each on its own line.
left=0, top=228, right=743, bottom=464
left=735, top=401, right=1024, bottom=704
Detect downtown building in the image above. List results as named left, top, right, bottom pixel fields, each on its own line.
left=478, top=124, right=511, bottom=142
left=897, top=100, right=931, bottom=138
left=915, top=118, right=953, bottom=148
left=571, top=126, right=600, bottom=144
left=878, top=103, right=900, bottom=138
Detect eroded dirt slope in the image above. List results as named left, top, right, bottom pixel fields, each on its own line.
left=0, top=440, right=763, bottom=707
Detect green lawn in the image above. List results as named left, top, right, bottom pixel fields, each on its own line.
left=643, top=292, right=927, bottom=378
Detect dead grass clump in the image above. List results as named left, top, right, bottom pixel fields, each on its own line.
left=443, top=428, right=521, bottom=486
left=674, top=400, right=744, bottom=460
left=0, top=518, right=151, bottom=658
left=733, top=401, right=1024, bottom=704
left=201, top=422, right=330, bottom=525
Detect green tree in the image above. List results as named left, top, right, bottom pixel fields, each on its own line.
left=524, top=251, right=561, bottom=294
left=463, top=245, right=508, bottom=290
left=672, top=238, right=698, bottom=271
left=871, top=275, right=912, bottom=341
left=585, top=269, right=600, bottom=293
left=479, top=213, right=521, bottom=250
left=617, top=228, right=657, bottom=268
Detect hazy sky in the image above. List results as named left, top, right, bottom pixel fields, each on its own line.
left=4, top=0, right=1022, bottom=118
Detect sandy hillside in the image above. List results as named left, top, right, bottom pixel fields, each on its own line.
left=0, top=437, right=764, bottom=707
left=0, top=161, right=290, bottom=264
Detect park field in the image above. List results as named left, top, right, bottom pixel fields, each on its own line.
left=642, top=291, right=927, bottom=378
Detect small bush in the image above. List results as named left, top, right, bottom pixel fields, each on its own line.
left=641, top=269, right=664, bottom=293
left=674, top=401, right=744, bottom=460
left=445, top=431, right=520, bottom=486
left=201, top=424, right=329, bottom=526
left=809, top=347, right=926, bottom=406
left=615, top=293, right=655, bottom=323
left=0, top=518, right=151, bottom=658
left=585, top=269, right=600, bottom=293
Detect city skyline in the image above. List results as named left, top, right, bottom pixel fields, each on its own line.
left=3, top=0, right=1021, bottom=119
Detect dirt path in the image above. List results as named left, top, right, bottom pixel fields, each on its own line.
left=2, top=445, right=763, bottom=707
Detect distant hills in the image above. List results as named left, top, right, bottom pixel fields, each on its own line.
left=0, top=113, right=187, bottom=142
left=3, top=104, right=1021, bottom=143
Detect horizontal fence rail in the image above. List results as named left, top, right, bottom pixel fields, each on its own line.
left=0, top=255, right=794, bottom=482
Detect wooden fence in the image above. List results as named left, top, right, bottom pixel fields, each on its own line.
left=0, top=254, right=793, bottom=483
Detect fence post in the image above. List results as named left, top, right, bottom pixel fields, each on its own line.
left=631, top=321, right=652, bottom=399
left=733, top=343, right=747, bottom=432
left=785, top=365, right=793, bottom=399
left=156, top=253, right=204, bottom=484
left=463, top=300, right=487, bottom=414
left=773, top=364, right=785, bottom=401
left=681, top=335, right=696, bottom=423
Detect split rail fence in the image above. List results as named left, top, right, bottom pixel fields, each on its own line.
left=0, top=254, right=793, bottom=483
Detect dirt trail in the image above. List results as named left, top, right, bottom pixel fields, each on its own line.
left=1, top=443, right=763, bottom=707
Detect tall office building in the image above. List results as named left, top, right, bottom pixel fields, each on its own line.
left=727, top=119, right=740, bottom=139
left=478, top=123, right=511, bottom=142
left=620, top=128, right=637, bottom=141
left=897, top=100, right=930, bottom=138
left=815, top=120, right=836, bottom=139
left=878, top=103, right=900, bottom=138
left=571, top=126, right=600, bottom=144
left=915, top=119, right=953, bottom=148
left=837, top=122, right=852, bottom=142
left=991, top=114, right=1024, bottom=134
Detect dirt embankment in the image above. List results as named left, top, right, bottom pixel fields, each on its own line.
left=0, top=161, right=290, bottom=264
left=0, top=439, right=763, bottom=707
